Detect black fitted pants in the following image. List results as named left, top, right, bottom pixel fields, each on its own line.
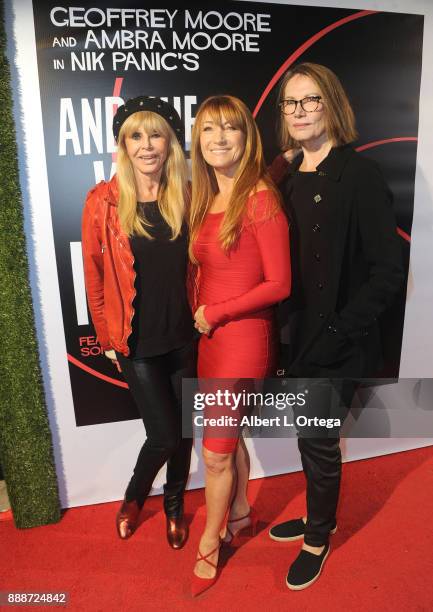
left=116, top=341, right=196, bottom=517
left=292, top=378, right=357, bottom=547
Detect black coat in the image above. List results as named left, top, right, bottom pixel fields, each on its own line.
left=277, top=144, right=405, bottom=379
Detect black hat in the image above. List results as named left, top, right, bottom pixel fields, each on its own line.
left=113, top=96, right=184, bottom=148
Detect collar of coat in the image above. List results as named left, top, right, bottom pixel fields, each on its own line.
left=286, top=143, right=355, bottom=181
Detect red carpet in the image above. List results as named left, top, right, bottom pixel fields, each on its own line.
left=2, top=445, right=433, bottom=611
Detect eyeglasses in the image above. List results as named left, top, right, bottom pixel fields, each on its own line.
left=279, top=96, right=323, bottom=115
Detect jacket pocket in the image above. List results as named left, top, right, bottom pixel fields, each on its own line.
left=306, top=313, right=356, bottom=368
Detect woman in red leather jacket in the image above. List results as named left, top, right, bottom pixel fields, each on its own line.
left=188, top=95, right=291, bottom=595
left=81, top=96, right=195, bottom=549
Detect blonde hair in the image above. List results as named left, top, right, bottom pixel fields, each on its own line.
left=189, top=95, right=281, bottom=260
left=277, top=62, right=358, bottom=151
left=116, top=111, right=188, bottom=239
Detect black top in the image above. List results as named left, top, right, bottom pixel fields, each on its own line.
left=289, top=169, right=335, bottom=313
left=128, top=201, right=193, bottom=358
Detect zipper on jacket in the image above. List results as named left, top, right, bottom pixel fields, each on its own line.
left=107, top=223, right=133, bottom=275
left=124, top=249, right=136, bottom=350
left=124, top=281, right=136, bottom=349
left=107, top=222, right=136, bottom=352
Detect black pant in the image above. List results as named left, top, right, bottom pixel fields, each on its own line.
left=293, top=378, right=356, bottom=546
left=116, top=341, right=196, bottom=516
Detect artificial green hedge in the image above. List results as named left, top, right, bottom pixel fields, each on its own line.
left=0, top=0, right=61, bottom=528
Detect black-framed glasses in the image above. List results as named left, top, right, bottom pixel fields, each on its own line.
left=279, top=96, right=323, bottom=115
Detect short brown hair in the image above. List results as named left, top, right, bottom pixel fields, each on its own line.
left=277, top=62, right=358, bottom=150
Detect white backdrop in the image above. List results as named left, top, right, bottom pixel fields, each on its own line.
left=5, top=0, right=433, bottom=508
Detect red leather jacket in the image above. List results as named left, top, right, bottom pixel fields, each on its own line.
left=82, top=175, right=136, bottom=356
left=82, top=175, right=197, bottom=356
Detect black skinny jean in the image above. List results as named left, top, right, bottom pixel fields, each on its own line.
left=292, top=378, right=357, bottom=547
left=116, top=340, right=196, bottom=516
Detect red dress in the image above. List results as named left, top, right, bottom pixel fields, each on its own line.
left=193, top=190, right=291, bottom=453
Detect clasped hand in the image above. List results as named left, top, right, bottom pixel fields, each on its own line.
left=194, top=305, right=212, bottom=335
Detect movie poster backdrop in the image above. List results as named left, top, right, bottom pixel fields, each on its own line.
left=31, top=2, right=423, bottom=426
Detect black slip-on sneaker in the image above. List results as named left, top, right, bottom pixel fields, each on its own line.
left=286, top=543, right=330, bottom=590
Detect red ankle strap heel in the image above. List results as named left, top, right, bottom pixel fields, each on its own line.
left=191, top=541, right=221, bottom=597
left=225, top=507, right=259, bottom=546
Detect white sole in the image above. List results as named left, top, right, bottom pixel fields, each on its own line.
left=286, top=545, right=330, bottom=591
left=269, top=531, right=304, bottom=542
left=269, top=524, right=337, bottom=543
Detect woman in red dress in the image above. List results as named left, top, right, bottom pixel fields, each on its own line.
left=189, top=95, right=291, bottom=595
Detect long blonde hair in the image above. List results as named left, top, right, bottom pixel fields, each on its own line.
left=116, top=111, right=188, bottom=239
left=189, top=95, right=281, bottom=260
left=277, top=62, right=358, bottom=151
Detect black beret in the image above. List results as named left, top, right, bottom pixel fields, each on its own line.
left=113, top=96, right=184, bottom=148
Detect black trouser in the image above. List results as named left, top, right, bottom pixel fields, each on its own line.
left=116, top=341, right=196, bottom=517
left=293, top=378, right=356, bottom=547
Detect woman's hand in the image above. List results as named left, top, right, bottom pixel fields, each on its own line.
left=194, top=305, right=212, bottom=335
left=283, top=148, right=302, bottom=163
left=104, top=349, right=122, bottom=372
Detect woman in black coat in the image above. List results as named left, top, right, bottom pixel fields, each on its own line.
left=268, top=62, right=404, bottom=590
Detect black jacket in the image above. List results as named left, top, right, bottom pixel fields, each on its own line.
left=277, top=144, right=405, bottom=378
